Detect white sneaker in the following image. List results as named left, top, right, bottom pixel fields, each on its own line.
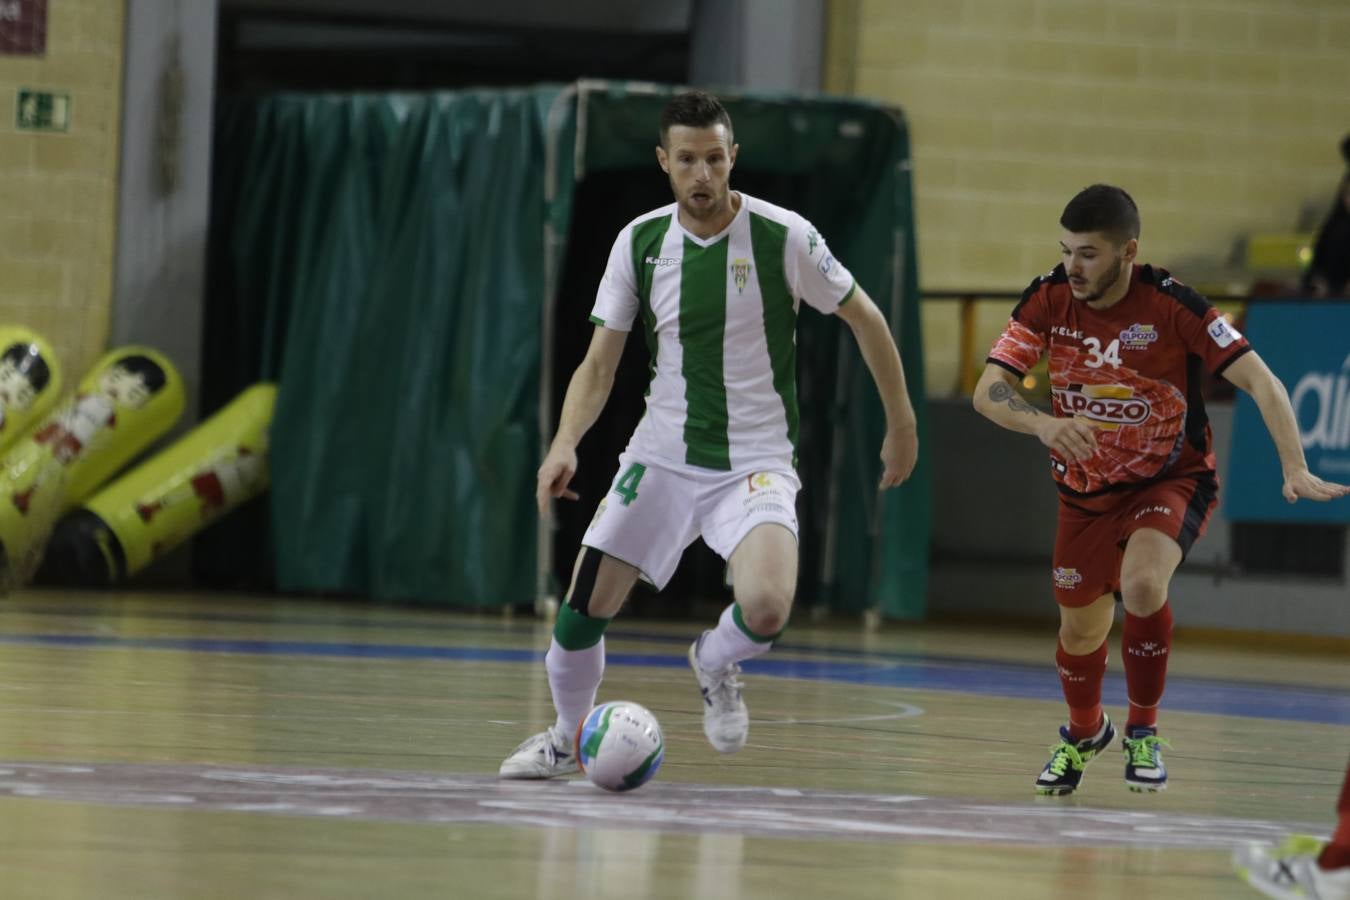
left=688, top=633, right=749, bottom=753
left=1233, top=836, right=1350, bottom=900
left=498, top=725, right=577, bottom=779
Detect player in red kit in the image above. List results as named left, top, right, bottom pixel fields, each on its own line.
left=973, top=185, right=1349, bottom=795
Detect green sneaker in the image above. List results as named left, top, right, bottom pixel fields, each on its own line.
left=1034, top=715, right=1115, bottom=796
left=1122, top=725, right=1170, bottom=792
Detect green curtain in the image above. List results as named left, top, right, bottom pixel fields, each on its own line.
left=210, top=89, right=560, bottom=606
left=206, top=82, right=928, bottom=615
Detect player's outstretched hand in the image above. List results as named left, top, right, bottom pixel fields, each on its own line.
left=536, top=444, right=581, bottom=518
left=878, top=422, right=918, bottom=489
left=1282, top=469, right=1350, bottom=503
left=1036, top=416, right=1098, bottom=462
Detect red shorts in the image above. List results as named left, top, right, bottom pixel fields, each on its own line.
left=1051, top=472, right=1218, bottom=608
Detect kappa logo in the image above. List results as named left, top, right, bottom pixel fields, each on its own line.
left=1119, top=323, right=1159, bottom=350
left=807, top=228, right=820, bottom=255
left=1053, top=567, right=1083, bottom=590
left=1053, top=383, right=1151, bottom=430
left=731, top=258, right=753, bottom=293
left=1207, top=316, right=1242, bottom=349
left=645, top=256, right=681, bottom=267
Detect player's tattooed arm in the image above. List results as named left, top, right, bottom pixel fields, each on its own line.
left=987, top=380, right=1040, bottom=415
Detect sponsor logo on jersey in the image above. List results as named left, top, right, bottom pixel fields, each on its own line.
left=1119, top=323, right=1158, bottom=350
left=1207, top=316, right=1242, bottom=348
left=1134, top=504, right=1173, bottom=520
left=731, top=258, right=753, bottom=293
left=818, top=253, right=836, bottom=276
left=645, top=256, right=680, bottom=267
left=1053, top=567, right=1083, bottom=590
left=1052, top=325, right=1084, bottom=340
left=807, top=228, right=820, bottom=255
left=1052, top=383, right=1152, bottom=430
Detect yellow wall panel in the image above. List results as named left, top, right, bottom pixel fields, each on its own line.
left=1320, top=12, right=1350, bottom=50
left=826, top=0, right=1350, bottom=291
left=1180, top=8, right=1253, bottom=48
left=0, top=0, right=125, bottom=384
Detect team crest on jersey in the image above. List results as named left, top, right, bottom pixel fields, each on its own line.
left=1119, top=323, right=1158, bottom=350
left=1053, top=567, right=1083, bottom=590
left=731, top=258, right=753, bottom=293
left=1052, top=383, right=1151, bottom=431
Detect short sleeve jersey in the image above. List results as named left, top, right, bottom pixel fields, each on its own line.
left=987, top=263, right=1251, bottom=498
left=590, top=193, right=857, bottom=472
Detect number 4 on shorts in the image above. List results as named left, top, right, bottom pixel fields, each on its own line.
left=612, top=462, right=646, bottom=506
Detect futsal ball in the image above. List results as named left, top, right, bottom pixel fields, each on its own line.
left=574, top=701, right=664, bottom=792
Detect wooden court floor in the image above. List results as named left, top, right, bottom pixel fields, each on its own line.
left=0, top=589, right=1344, bottom=899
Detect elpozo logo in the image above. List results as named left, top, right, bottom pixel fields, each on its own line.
left=1053, top=567, right=1083, bottom=590
left=1052, top=383, right=1151, bottom=431
left=1119, top=323, right=1158, bottom=350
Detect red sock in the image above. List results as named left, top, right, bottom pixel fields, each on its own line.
left=1320, top=762, right=1350, bottom=869
left=1056, top=640, right=1107, bottom=740
left=1122, top=602, right=1173, bottom=728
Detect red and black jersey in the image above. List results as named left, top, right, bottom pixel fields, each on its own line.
left=987, top=263, right=1251, bottom=503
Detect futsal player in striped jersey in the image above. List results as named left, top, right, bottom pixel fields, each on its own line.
left=500, top=90, right=919, bottom=778
left=973, top=185, right=1349, bottom=796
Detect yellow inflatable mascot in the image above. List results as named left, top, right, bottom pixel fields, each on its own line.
left=40, top=383, right=275, bottom=585
left=0, top=326, right=63, bottom=455
left=0, top=346, right=184, bottom=587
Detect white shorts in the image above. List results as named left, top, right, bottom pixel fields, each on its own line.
left=581, top=452, right=800, bottom=590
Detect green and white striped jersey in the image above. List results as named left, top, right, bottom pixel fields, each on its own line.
left=590, top=193, right=857, bottom=472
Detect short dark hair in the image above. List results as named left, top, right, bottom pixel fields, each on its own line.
left=1, top=342, right=51, bottom=393
left=1060, top=184, right=1140, bottom=244
left=113, top=354, right=167, bottom=393
left=659, top=90, right=733, bottom=146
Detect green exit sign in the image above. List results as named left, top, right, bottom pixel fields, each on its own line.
left=16, top=88, right=68, bottom=132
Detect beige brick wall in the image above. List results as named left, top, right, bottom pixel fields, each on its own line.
left=0, top=0, right=125, bottom=385
left=826, top=0, right=1350, bottom=291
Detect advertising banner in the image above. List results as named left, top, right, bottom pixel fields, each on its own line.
left=1226, top=302, right=1350, bottom=522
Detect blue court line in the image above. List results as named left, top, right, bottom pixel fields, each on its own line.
left=0, top=632, right=1344, bottom=727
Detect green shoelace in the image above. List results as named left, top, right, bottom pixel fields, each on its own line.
left=1123, top=733, right=1171, bottom=767
left=1046, top=741, right=1086, bottom=776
